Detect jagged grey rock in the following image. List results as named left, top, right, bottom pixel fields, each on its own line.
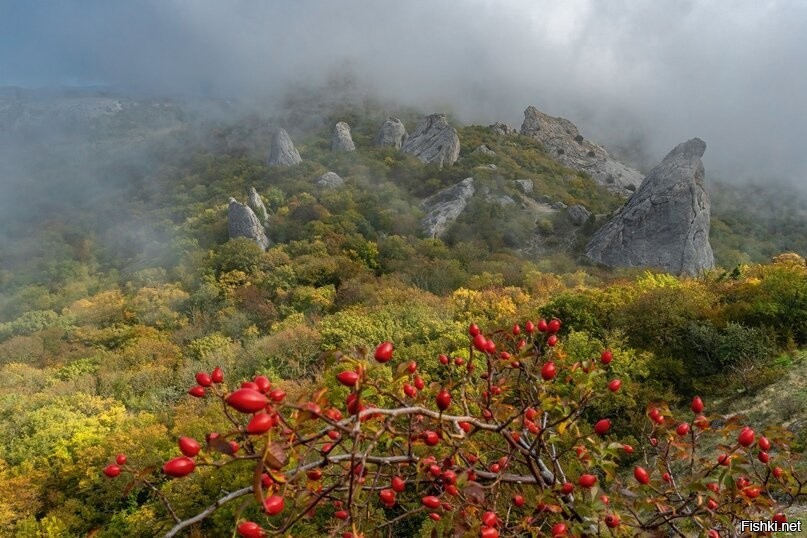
left=228, top=197, right=270, bottom=250
left=401, top=114, right=460, bottom=167
left=567, top=204, right=592, bottom=226
left=514, top=179, right=534, bottom=194
left=266, top=128, right=302, bottom=166
left=472, top=144, right=496, bottom=156
left=585, top=138, right=714, bottom=275
left=420, top=177, right=475, bottom=237
left=520, top=106, right=643, bottom=193
left=374, top=117, right=407, bottom=149
left=315, top=171, right=345, bottom=188
left=476, top=163, right=497, bottom=170
left=331, top=121, right=355, bottom=152
left=489, top=122, right=517, bottom=136
left=247, top=187, right=269, bottom=223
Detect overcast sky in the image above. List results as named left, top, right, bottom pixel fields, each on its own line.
left=2, top=0, right=806, bottom=183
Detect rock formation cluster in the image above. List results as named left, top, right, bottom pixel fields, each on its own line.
left=520, top=106, right=643, bottom=193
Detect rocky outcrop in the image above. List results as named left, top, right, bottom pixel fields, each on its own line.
left=247, top=187, right=269, bottom=223
left=420, top=177, right=475, bottom=237
left=486, top=193, right=515, bottom=206
left=228, top=197, right=270, bottom=250
left=489, top=122, right=517, bottom=136
left=315, top=171, right=345, bottom=188
left=585, top=138, right=714, bottom=275
left=401, top=114, right=460, bottom=167
left=514, top=179, right=534, bottom=194
left=471, top=144, right=496, bottom=156
left=266, top=128, right=302, bottom=167
left=567, top=204, right=592, bottom=226
left=374, top=117, right=407, bottom=149
left=520, top=106, right=643, bottom=193
left=331, top=121, right=355, bottom=152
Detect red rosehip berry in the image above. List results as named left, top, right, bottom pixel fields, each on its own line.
left=103, top=464, right=121, bottom=478
left=374, top=341, right=393, bottom=363
left=634, top=466, right=650, bottom=484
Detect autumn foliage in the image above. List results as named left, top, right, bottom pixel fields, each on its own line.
left=104, top=318, right=806, bottom=537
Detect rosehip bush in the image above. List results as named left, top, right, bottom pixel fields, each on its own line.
left=103, top=319, right=805, bottom=537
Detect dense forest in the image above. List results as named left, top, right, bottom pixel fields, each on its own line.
left=0, top=94, right=806, bottom=536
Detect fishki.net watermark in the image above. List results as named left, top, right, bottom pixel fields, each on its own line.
left=739, top=518, right=801, bottom=534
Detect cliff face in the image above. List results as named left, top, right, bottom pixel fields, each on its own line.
left=520, top=106, right=643, bottom=194
left=585, top=138, right=714, bottom=275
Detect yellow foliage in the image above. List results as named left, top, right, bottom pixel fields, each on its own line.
left=130, top=284, right=189, bottom=329
left=65, top=289, right=126, bottom=325
left=452, top=286, right=530, bottom=325
left=523, top=270, right=565, bottom=300
left=636, top=271, right=682, bottom=291
left=0, top=459, right=42, bottom=532
left=218, top=269, right=251, bottom=295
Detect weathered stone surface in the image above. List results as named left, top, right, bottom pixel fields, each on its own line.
left=471, top=144, right=496, bottom=156
left=514, top=179, right=534, bottom=193
left=374, top=117, right=407, bottom=149
left=315, top=171, right=345, bottom=188
left=585, top=138, right=714, bottom=275
left=228, top=197, right=270, bottom=250
left=266, top=128, right=302, bottom=166
left=489, top=122, right=517, bottom=136
left=476, top=163, right=497, bottom=170
left=420, top=177, right=475, bottom=237
left=486, top=193, right=515, bottom=206
left=401, top=114, right=460, bottom=167
left=520, top=106, right=643, bottom=193
left=331, top=121, right=355, bottom=152
left=247, top=187, right=269, bottom=223
left=567, top=204, right=592, bottom=226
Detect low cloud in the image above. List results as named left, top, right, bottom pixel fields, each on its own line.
left=2, top=0, right=806, bottom=182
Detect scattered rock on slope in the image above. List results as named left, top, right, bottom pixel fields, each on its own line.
left=567, top=204, right=592, bottom=226
left=585, top=138, right=714, bottom=275
left=471, top=144, right=496, bottom=156
left=331, top=121, right=356, bottom=152
left=228, top=197, right=270, bottom=250
left=247, top=187, right=269, bottom=223
left=401, top=114, right=460, bottom=167
left=315, top=171, right=345, bottom=188
left=520, top=106, right=643, bottom=193
left=420, top=177, right=475, bottom=237
left=489, top=122, right=517, bottom=136
left=266, top=128, right=302, bottom=167
left=374, top=117, right=407, bottom=149
left=514, top=179, right=533, bottom=193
